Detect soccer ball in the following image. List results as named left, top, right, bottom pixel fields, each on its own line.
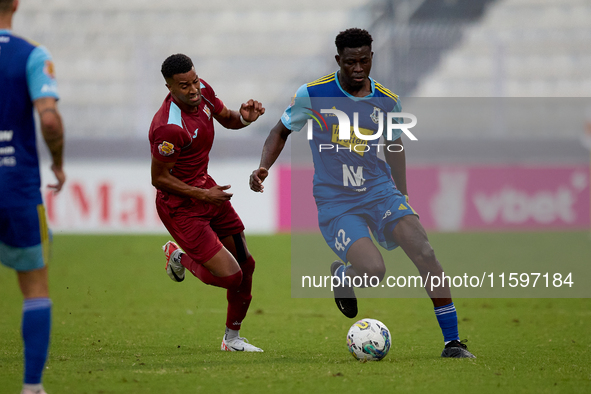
left=346, top=318, right=391, bottom=361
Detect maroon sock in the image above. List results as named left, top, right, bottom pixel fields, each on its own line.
left=180, top=253, right=243, bottom=289
left=226, top=256, right=255, bottom=330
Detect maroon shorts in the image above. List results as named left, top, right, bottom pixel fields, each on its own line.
left=156, top=196, right=245, bottom=264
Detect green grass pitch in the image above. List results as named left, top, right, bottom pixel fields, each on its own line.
left=1, top=233, right=590, bottom=393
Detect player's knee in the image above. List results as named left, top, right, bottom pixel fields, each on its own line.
left=350, top=254, right=385, bottom=282
left=226, top=270, right=244, bottom=290
left=240, top=256, right=255, bottom=278
left=366, top=264, right=386, bottom=282
left=354, top=261, right=385, bottom=282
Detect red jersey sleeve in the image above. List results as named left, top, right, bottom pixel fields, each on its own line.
left=200, top=79, right=225, bottom=115
left=150, top=124, right=191, bottom=163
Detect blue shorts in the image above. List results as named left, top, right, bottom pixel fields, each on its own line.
left=0, top=205, right=50, bottom=272
left=317, top=190, right=418, bottom=263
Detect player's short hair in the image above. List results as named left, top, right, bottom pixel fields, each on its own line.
left=0, top=0, right=15, bottom=13
left=161, top=54, right=194, bottom=80
left=335, top=28, right=373, bottom=55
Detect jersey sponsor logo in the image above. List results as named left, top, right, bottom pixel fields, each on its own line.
left=0, top=146, right=15, bottom=155
left=0, top=156, right=16, bottom=166
left=332, top=125, right=373, bottom=157
left=0, top=130, right=13, bottom=142
left=203, top=105, right=211, bottom=120
left=43, top=60, right=56, bottom=79
left=192, top=128, right=198, bottom=139
left=382, top=210, right=392, bottom=219
left=342, top=165, right=365, bottom=187
left=158, top=141, right=175, bottom=156
left=0, top=36, right=10, bottom=43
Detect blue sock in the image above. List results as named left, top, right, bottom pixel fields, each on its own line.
left=434, top=302, right=460, bottom=344
left=334, top=264, right=352, bottom=286
left=334, top=264, right=346, bottom=277
left=22, top=298, right=52, bottom=384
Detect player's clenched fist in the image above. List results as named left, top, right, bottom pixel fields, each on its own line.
left=240, top=99, right=265, bottom=123
left=249, top=167, right=268, bottom=193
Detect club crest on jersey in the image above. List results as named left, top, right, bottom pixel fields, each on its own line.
left=158, top=141, right=175, bottom=156
left=370, top=107, right=381, bottom=124
left=203, top=105, right=211, bottom=120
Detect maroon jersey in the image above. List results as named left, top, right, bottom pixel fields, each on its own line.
left=149, top=79, right=224, bottom=207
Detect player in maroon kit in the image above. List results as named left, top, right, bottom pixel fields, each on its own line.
left=149, top=54, right=265, bottom=352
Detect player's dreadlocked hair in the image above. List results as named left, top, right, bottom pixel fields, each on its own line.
left=0, top=0, right=15, bottom=13
left=335, top=28, right=373, bottom=55
left=161, top=54, right=194, bottom=79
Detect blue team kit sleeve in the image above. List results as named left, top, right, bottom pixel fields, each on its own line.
left=388, top=99, right=403, bottom=141
left=281, top=84, right=311, bottom=132
left=26, top=46, right=59, bottom=101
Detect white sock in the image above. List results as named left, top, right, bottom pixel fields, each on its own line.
left=171, top=249, right=183, bottom=264
left=224, top=327, right=239, bottom=340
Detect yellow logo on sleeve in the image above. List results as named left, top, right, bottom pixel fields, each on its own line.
left=43, top=60, right=56, bottom=79
left=158, top=141, right=175, bottom=156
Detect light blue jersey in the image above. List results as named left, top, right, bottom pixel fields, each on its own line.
left=0, top=29, right=59, bottom=209
left=281, top=71, right=403, bottom=207
left=281, top=72, right=417, bottom=261
left=0, top=30, right=57, bottom=270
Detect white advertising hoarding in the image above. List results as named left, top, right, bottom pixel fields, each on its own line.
left=40, top=160, right=276, bottom=234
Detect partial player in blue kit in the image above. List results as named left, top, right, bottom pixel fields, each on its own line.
left=1, top=1, right=66, bottom=393
left=250, top=28, right=475, bottom=358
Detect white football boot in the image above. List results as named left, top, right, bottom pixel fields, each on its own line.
left=221, top=336, right=263, bottom=352
left=162, top=241, right=185, bottom=282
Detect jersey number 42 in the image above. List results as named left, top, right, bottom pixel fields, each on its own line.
left=335, top=229, right=351, bottom=252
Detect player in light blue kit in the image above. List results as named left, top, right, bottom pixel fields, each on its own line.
left=250, top=28, right=475, bottom=358
left=0, top=1, right=66, bottom=393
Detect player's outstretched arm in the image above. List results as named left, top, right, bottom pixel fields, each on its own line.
left=151, top=156, right=233, bottom=206
left=250, top=120, right=291, bottom=193
left=213, top=100, right=265, bottom=129
left=35, top=97, right=65, bottom=193
left=384, top=137, right=408, bottom=196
